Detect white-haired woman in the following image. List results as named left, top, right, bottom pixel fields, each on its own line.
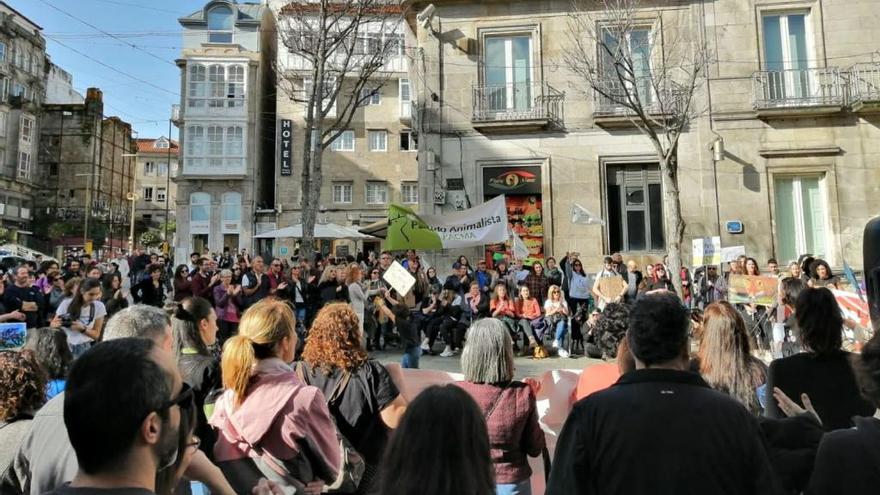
left=456, top=318, right=546, bottom=495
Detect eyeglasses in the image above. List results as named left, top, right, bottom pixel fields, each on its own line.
left=157, top=382, right=194, bottom=413
left=552, top=290, right=560, bottom=294
left=186, top=435, right=202, bottom=454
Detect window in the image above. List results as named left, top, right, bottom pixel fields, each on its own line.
left=185, top=124, right=244, bottom=173
left=188, top=65, right=207, bottom=108
left=0, top=42, right=6, bottom=62
left=155, top=137, right=169, bottom=148
left=401, top=182, right=418, bottom=204
left=775, top=175, right=827, bottom=263
left=333, top=183, right=352, bottom=204
left=221, top=192, right=241, bottom=232
left=303, top=77, right=337, bottom=116
left=207, top=126, right=224, bottom=156
left=366, top=182, right=388, bottom=204
left=399, top=78, right=412, bottom=118
left=0, top=111, right=6, bottom=136
left=6, top=197, right=19, bottom=217
left=17, top=151, right=30, bottom=180
left=484, top=35, right=533, bottom=112
left=762, top=12, right=810, bottom=102
left=601, top=27, right=653, bottom=105
left=190, top=193, right=211, bottom=234
left=360, top=88, right=380, bottom=105
left=368, top=130, right=387, bottom=152
left=143, top=187, right=154, bottom=202
left=227, top=65, right=245, bottom=107
left=156, top=188, right=167, bottom=202
left=330, top=130, right=355, bottom=151
left=0, top=77, right=7, bottom=100
left=225, top=126, right=243, bottom=156
left=19, top=115, right=34, bottom=144
left=186, top=125, right=205, bottom=158
left=144, top=162, right=157, bottom=176
left=606, top=164, right=664, bottom=252
left=14, top=45, right=23, bottom=68
left=208, top=65, right=225, bottom=107
left=11, top=83, right=26, bottom=99
left=159, top=162, right=169, bottom=177
left=207, top=5, right=234, bottom=43
left=399, top=130, right=417, bottom=151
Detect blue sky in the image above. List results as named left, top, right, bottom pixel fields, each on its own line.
left=16, top=0, right=211, bottom=140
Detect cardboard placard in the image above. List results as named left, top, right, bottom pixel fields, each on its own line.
left=597, top=276, right=627, bottom=300
left=382, top=261, right=416, bottom=296
left=692, top=237, right=722, bottom=266
left=721, top=246, right=746, bottom=263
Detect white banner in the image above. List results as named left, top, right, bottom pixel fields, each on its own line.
left=386, top=195, right=509, bottom=250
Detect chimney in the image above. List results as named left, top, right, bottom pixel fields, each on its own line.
left=86, top=87, right=103, bottom=103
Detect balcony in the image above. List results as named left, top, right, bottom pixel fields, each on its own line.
left=848, top=62, right=880, bottom=113
left=471, top=82, right=565, bottom=133
left=752, top=67, right=845, bottom=118
left=180, top=158, right=247, bottom=179
left=592, top=79, right=685, bottom=128
left=171, top=104, right=182, bottom=126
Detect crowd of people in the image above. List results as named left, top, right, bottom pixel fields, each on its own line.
left=0, top=245, right=876, bottom=495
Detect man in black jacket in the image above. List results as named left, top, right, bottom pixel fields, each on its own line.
left=547, top=292, right=780, bottom=495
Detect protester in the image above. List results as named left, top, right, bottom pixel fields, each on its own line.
left=425, top=266, right=442, bottom=293
left=788, top=261, right=802, bottom=279
left=173, top=265, right=193, bottom=303
left=132, top=264, right=167, bottom=308
left=191, top=258, right=221, bottom=303
left=0, top=351, right=46, bottom=479
left=101, top=272, right=128, bottom=318
left=574, top=303, right=634, bottom=401
left=437, top=287, right=468, bottom=358
left=807, top=259, right=840, bottom=289
left=767, top=259, right=781, bottom=278
left=172, top=297, right=220, bottom=459
left=0, top=281, right=27, bottom=324
left=212, top=269, right=241, bottom=345
left=23, top=327, right=72, bottom=400
left=44, top=275, right=66, bottom=317
left=278, top=264, right=309, bottom=329
left=317, top=265, right=342, bottom=304
left=4, top=265, right=45, bottom=329
left=641, top=263, right=675, bottom=295
left=777, top=277, right=807, bottom=357
left=514, top=286, right=542, bottom=354
left=380, top=302, right=421, bottom=369
left=490, top=284, right=519, bottom=347
left=765, top=287, right=874, bottom=430
left=695, top=301, right=768, bottom=415
left=299, top=303, right=407, bottom=492
left=544, top=257, right=563, bottom=287
left=457, top=319, right=545, bottom=494
left=548, top=293, right=779, bottom=494
left=524, top=262, right=550, bottom=306
left=50, top=278, right=106, bottom=358
left=211, top=299, right=340, bottom=493
left=346, top=263, right=368, bottom=343
left=695, top=265, right=725, bottom=309
left=622, top=260, right=642, bottom=304
left=544, top=285, right=571, bottom=358
left=561, top=254, right=590, bottom=315
left=592, top=256, right=620, bottom=309
left=380, top=385, right=495, bottom=495
left=804, top=332, right=880, bottom=494
left=43, top=338, right=194, bottom=495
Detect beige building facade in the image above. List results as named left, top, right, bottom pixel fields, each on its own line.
left=408, top=0, right=880, bottom=271
left=134, top=137, right=178, bottom=230
left=269, top=2, right=416, bottom=258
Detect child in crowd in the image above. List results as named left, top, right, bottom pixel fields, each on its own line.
left=381, top=303, right=421, bottom=369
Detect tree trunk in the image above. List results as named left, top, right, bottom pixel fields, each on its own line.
left=660, top=146, right=686, bottom=298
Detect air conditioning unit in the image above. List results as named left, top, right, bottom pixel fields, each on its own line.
left=432, top=189, right=446, bottom=205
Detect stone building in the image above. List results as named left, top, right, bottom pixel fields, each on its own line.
left=40, top=88, right=136, bottom=254
left=0, top=1, right=48, bottom=243
left=46, top=63, right=83, bottom=105
left=174, top=0, right=275, bottom=262
left=134, top=137, right=178, bottom=232
left=407, top=0, right=880, bottom=271
left=268, top=0, right=416, bottom=258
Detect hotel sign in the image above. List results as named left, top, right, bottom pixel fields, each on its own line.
left=280, top=119, right=293, bottom=176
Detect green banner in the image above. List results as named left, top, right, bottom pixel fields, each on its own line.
left=386, top=203, right=444, bottom=250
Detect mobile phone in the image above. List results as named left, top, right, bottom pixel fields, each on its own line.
left=190, top=481, right=208, bottom=495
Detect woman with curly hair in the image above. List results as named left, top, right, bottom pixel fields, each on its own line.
left=808, top=258, right=841, bottom=289
left=299, top=303, right=408, bottom=494
left=575, top=303, right=635, bottom=401
left=0, top=350, right=47, bottom=476
left=24, top=327, right=72, bottom=399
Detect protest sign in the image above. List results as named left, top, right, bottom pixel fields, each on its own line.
left=0, top=322, right=26, bottom=350
left=597, top=276, right=627, bottom=301
left=382, top=261, right=416, bottom=296
left=386, top=195, right=508, bottom=250
left=721, top=246, right=746, bottom=263
left=832, top=289, right=871, bottom=329
left=727, top=275, right=779, bottom=306
left=692, top=237, right=722, bottom=266
left=571, top=203, right=605, bottom=226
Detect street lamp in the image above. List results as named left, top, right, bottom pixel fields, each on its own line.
left=122, top=152, right=138, bottom=255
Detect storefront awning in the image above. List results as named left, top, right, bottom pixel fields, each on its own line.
left=358, top=219, right=388, bottom=239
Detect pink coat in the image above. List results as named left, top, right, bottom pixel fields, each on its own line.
left=210, top=358, right=341, bottom=483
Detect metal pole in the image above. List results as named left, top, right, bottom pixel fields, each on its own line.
left=84, top=171, right=91, bottom=247
left=128, top=192, right=137, bottom=254
left=164, top=117, right=172, bottom=247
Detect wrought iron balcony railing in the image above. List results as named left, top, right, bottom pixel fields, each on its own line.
left=752, top=67, right=844, bottom=109
left=848, top=62, right=880, bottom=107
left=472, top=82, right=564, bottom=127
left=593, top=78, right=686, bottom=117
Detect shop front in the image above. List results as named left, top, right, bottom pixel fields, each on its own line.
left=481, top=164, right=546, bottom=267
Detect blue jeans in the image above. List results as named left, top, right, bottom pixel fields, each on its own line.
left=554, top=319, right=568, bottom=344
left=497, top=479, right=531, bottom=495
left=70, top=341, right=92, bottom=359
left=401, top=344, right=421, bottom=369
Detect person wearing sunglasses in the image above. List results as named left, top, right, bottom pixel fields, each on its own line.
left=43, top=337, right=195, bottom=495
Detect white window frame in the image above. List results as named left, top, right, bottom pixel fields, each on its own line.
left=17, top=151, right=30, bottom=180
left=368, top=130, right=387, bottom=152
left=144, top=162, right=157, bottom=176
left=155, top=137, right=169, bottom=148
left=0, top=111, right=7, bottom=137
left=185, top=123, right=245, bottom=174
left=303, top=77, right=337, bottom=117
left=399, top=78, right=412, bottom=118
left=332, top=183, right=353, bottom=204
left=0, top=42, right=6, bottom=63
left=399, top=130, right=417, bottom=152
left=19, top=114, right=34, bottom=145
left=360, top=88, right=380, bottom=105
left=143, top=187, right=154, bottom=202
left=187, top=63, right=246, bottom=108
left=401, top=182, right=418, bottom=204
left=207, top=5, right=234, bottom=44
left=481, top=32, right=536, bottom=111
left=156, top=187, right=167, bottom=202
left=330, top=130, right=355, bottom=152
left=0, top=77, right=8, bottom=101
left=759, top=10, right=815, bottom=103
left=365, top=182, right=388, bottom=205
left=12, top=83, right=26, bottom=99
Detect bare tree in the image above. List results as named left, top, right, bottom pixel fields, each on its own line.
left=275, top=0, right=405, bottom=262
left=564, top=0, right=710, bottom=295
